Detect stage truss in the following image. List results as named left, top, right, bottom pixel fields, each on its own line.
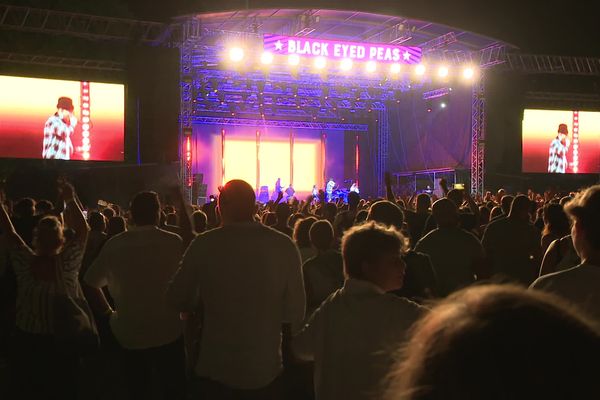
left=175, top=14, right=506, bottom=199
left=4, top=6, right=600, bottom=198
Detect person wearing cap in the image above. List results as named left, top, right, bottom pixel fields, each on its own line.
left=42, top=96, right=77, bottom=160
left=548, top=123, right=570, bottom=173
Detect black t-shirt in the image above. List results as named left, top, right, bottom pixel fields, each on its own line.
left=404, top=210, right=430, bottom=246
left=392, top=250, right=437, bottom=302
left=424, top=211, right=478, bottom=236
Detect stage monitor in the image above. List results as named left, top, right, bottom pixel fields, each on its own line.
left=522, top=109, right=600, bottom=174
left=0, top=75, right=125, bottom=161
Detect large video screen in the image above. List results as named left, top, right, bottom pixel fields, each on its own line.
left=522, top=109, right=600, bottom=174
left=0, top=75, right=124, bottom=161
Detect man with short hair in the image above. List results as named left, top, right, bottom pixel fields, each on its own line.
left=167, top=179, right=305, bottom=398
left=84, top=191, right=185, bottom=399
left=482, top=195, right=541, bottom=285
left=293, top=222, right=423, bottom=400
left=415, top=198, right=487, bottom=297
left=303, top=220, right=344, bottom=314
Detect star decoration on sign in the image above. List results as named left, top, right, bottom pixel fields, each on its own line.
left=275, top=40, right=283, bottom=51
left=403, top=51, right=411, bottom=61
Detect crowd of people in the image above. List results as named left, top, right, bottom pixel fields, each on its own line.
left=0, top=174, right=599, bottom=400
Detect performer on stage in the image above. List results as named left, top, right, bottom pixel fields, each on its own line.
left=285, top=184, right=295, bottom=200
left=43, top=97, right=77, bottom=160
left=349, top=181, right=360, bottom=194
left=312, top=185, right=319, bottom=199
left=326, top=178, right=336, bottom=202
left=548, top=123, right=570, bottom=174
left=272, top=178, right=283, bottom=201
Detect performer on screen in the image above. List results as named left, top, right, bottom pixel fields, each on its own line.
left=43, top=97, right=77, bottom=160
left=326, top=178, right=336, bottom=202
left=548, top=123, right=570, bottom=174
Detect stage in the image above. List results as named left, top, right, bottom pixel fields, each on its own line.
left=176, top=9, right=512, bottom=202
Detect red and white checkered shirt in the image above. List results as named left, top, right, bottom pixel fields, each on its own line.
left=548, top=137, right=569, bottom=173
left=43, top=113, right=76, bottom=160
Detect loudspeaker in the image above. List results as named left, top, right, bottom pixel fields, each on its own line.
left=192, top=182, right=207, bottom=205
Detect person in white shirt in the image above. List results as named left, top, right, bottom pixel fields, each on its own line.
left=84, top=191, right=185, bottom=400
left=167, top=179, right=305, bottom=399
left=531, top=184, right=600, bottom=323
left=293, top=222, right=424, bottom=400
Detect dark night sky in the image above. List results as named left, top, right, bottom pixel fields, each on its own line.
left=5, top=0, right=600, bottom=57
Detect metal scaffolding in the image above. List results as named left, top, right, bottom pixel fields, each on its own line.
left=377, top=107, right=390, bottom=197
left=191, top=116, right=368, bottom=131
left=470, top=76, right=486, bottom=195
left=0, top=4, right=174, bottom=44
left=0, top=51, right=125, bottom=71
left=179, top=18, right=200, bottom=202
left=505, top=53, right=600, bottom=76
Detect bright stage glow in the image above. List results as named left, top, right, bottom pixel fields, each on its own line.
left=228, top=47, right=245, bottom=63
left=223, top=140, right=257, bottom=186
left=293, top=141, right=320, bottom=191
left=260, top=141, right=291, bottom=191
left=365, top=61, right=377, bottom=73
left=288, top=54, right=300, bottom=66
left=260, top=51, right=274, bottom=65
left=314, top=56, right=327, bottom=70
left=438, top=66, right=449, bottom=78
left=340, top=58, right=353, bottom=71
left=415, top=64, right=426, bottom=76
left=463, top=67, right=475, bottom=80
left=223, top=138, right=321, bottom=194
left=440, top=102, right=447, bottom=109
left=390, top=63, right=401, bottom=74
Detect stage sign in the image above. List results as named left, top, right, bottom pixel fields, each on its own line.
left=263, top=34, right=422, bottom=64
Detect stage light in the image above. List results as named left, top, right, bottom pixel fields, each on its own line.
left=229, top=47, right=244, bottom=63
left=340, top=58, right=353, bottom=71
left=365, top=61, right=377, bottom=73
left=260, top=51, right=274, bottom=65
left=390, top=63, right=401, bottom=74
left=463, top=67, right=475, bottom=80
left=440, top=102, right=447, bottom=109
left=415, top=64, right=426, bottom=76
left=438, top=66, right=449, bottom=78
left=314, top=56, right=327, bottom=70
left=288, top=54, right=300, bottom=66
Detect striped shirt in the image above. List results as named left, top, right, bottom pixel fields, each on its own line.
left=43, top=114, right=76, bottom=160
left=10, top=240, right=85, bottom=334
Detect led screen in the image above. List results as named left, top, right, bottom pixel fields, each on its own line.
left=522, top=109, right=600, bottom=173
left=0, top=75, right=125, bottom=161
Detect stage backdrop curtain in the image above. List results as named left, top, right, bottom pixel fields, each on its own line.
left=387, top=87, right=472, bottom=173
